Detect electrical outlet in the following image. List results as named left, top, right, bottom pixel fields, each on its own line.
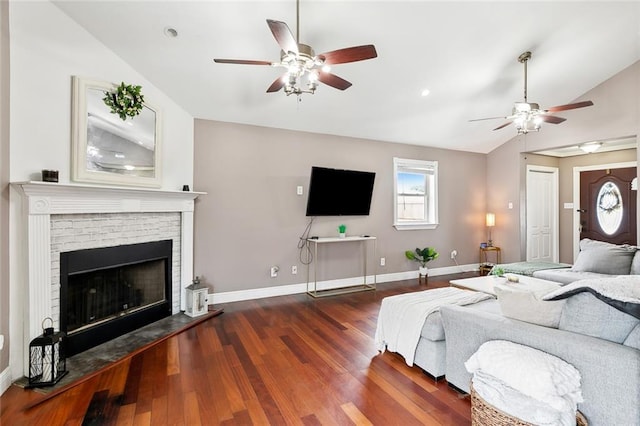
left=450, top=250, right=458, bottom=259
left=297, top=186, right=303, bottom=195
left=270, top=266, right=279, bottom=278
left=291, top=265, right=297, bottom=275
left=380, top=257, right=386, bottom=266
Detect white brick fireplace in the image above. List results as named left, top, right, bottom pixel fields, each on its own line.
left=14, top=182, right=202, bottom=375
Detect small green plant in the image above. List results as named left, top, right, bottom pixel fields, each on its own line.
left=338, top=224, right=346, bottom=233
left=490, top=266, right=505, bottom=277
left=405, top=247, right=439, bottom=267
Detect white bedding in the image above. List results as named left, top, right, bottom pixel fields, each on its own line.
left=471, top=371, right=571, bottom=426
left=465, top=340, right=583, bottom=426
left=374, top=287, right=492, bottom=366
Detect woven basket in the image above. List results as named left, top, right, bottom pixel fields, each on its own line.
left=470, top=383, right=587, bottom=426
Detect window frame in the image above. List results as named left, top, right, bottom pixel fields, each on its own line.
left=393, top=157, right=439, bottom=230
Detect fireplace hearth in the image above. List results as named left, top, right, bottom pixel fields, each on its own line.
left=60, top=240, right=173, bottom=356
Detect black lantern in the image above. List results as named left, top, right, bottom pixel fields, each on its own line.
left=27, top=318, right=68, bottom=388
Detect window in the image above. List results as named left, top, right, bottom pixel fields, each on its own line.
left=596, top=181, right=623, bottom=235
left=393, top=158, right=438, bottom=230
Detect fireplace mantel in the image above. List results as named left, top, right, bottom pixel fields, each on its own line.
left=13, top=181, right=205, bottom=215
left=12, top=181, right=205, bottom=375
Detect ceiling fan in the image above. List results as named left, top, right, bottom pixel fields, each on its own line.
left=470, top=51, right=594, bottom=134
left=213, top=0, right=377, bottom=96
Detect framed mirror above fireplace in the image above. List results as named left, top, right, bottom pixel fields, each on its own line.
left=71, top=76, right=163, bottom=188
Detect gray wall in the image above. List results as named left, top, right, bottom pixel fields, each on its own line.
left=0, top=0, right=9, bottom=371
left=486, top=137, right=523, bottom=263
left=488, top=60, right=640, bottom=262
left=193, top=120, right=487, bottom=294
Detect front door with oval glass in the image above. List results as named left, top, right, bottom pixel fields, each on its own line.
left=579, top=167, right=637, bottom=245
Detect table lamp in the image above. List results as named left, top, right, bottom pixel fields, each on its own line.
left=486, top=213, right=495, bottom=247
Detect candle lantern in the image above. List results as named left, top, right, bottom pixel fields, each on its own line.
left=185, top=276, right=208, bottom=317
left=27, top=318, right=68, bottom=388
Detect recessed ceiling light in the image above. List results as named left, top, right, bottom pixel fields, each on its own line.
left=421, top=89, right=430, bottom=97
left=164, top=27, right=178, bottom=38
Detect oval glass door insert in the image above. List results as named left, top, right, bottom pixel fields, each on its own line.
left=596, top=181, right=623, bottom=235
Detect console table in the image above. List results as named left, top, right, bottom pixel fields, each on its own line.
left=306, top=236, right=377, bottom=297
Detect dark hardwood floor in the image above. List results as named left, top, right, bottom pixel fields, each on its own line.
left=1, top=273, right=476, bottom=425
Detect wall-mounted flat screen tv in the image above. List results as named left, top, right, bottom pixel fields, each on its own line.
left=305, top=166, right=376, bottom=216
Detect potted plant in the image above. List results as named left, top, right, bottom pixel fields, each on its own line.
left=338, top=224, right=347, bottom=238
left=405, top=247, right=439, bottom=277
left=490, top=266, right=505, bottom=277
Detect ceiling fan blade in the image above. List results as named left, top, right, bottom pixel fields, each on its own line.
left=544, top=100, right=594, bottom=113
left=469, top=116, right=507, bottom=122
left=493, top=122, right=513, bottom=131
left=540, top=115, right=567, bottom=124
left=266, top=74, right=286, bottom=93
left=318, top=72, right=353, bottom=90
left=318, top=45, right=378, bottom=65
left=266, top=19, right=298, bottom=55
left=214, top=59, right=273, bottom=65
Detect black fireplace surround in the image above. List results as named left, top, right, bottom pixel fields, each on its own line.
left=60, top=240, right=172, bottom=356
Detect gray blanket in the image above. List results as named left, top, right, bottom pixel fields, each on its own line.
left=543, top=276, right=640, bottom=319
left=494, top=261, right=571, bottom=276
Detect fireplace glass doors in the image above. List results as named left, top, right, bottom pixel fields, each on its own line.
left=60, top=240, right=172, bottom=356
left=65, top=259, right=166, bottom=333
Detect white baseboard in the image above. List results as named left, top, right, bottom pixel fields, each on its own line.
left=0, top=366, right=12, bottom=396
left=209, top=264, right=478, bottom=304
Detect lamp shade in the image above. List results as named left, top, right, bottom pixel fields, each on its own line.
left=486, top=213, right=496, bottom=227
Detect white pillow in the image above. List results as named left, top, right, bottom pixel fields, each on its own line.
left=496, top=284, right=565, bottom=328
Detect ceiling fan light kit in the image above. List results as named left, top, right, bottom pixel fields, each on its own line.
left=471, top=51, right=594, bottom=134
left=579, top=142, right=602, bottom=153
left=213, top=0, right=377, bottom=98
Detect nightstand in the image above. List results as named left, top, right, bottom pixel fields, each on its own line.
left=479, top=246, right=501, bottom=275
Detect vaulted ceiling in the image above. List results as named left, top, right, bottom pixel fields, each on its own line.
left=53, top=1, right=640, bottom=153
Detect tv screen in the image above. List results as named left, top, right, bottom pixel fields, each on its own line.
left=305, top=166, right=376, bottom=216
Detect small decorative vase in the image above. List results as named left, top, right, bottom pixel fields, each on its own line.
left=419, top=266, right=429, bottom=277
left=339, top=232, right=346, bottom=238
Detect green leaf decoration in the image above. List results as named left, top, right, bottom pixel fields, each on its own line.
left=103, top=82, right=145, bottom=121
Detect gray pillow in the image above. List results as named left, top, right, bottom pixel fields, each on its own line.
left=571, top=239, right=636, bottom=275
left=578, top=238, right=630, bottom=251
left=623, top=323, right=640, bottom=350
left=558, top=292, right=640, bottom=343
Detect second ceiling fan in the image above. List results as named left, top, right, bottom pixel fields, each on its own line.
left=213, top=0, right=377, bottom=96
left=470, top=51, right=594, bottom=134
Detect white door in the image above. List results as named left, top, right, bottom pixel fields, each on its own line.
left=527, top=166, right=559, bottom=262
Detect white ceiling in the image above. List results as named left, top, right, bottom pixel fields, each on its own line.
left=52, top=1, right=640, bottom=154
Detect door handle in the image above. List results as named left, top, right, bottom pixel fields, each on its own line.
left=577, top=209, right=586, bottom=213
